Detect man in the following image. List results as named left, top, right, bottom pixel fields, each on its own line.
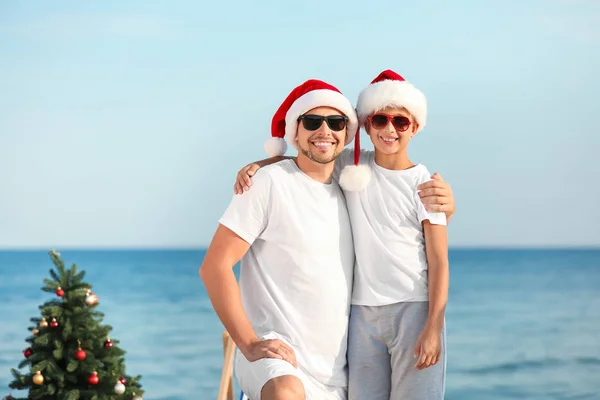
left=200, top=79, right=360, bottom=400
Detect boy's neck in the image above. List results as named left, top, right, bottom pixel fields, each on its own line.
left=374, top=150, right=415, bottom=171
left=294, top=155, right=335, bottom=184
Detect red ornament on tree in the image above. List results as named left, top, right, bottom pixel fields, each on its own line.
left=23, top=348, right=33, bottom=358
left=104, top=337, right=113, bottom=348
left=75, top=349, right=86, bottom=360
left=56, top=287, right=64, bottom=297
left=88, top=371, right=99, bottom=385
left=75, top=340, right=86, bottom=360
left=119, top=377, right=127, bottom=384
left=50, top=317, right=58, bottom=328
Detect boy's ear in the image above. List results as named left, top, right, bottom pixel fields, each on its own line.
left=412, top=121, right=419, bottom=136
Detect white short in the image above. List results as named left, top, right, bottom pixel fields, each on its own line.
left=234, top=333, right=347, bottom=400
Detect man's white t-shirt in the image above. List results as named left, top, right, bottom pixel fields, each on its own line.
left=219, top=159, right=355, bottom=387
left=334, top=148, right=446, bottom=307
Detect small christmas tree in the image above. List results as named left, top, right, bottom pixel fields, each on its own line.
left=7, top=250, right=144, bottom=400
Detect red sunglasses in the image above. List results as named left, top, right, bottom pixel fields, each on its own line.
left=368, top=114, right=412, bottom=131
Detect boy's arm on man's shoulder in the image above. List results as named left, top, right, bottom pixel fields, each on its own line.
left=234, top=156, right=291, bottom=194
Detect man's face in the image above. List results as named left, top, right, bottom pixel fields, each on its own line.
left=365, top=107, right=418, bottom=156
left=295, top=106, right=347, bottom=165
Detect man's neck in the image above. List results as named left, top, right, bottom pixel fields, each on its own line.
left=374, top=150, right=414, bottom=171
left=294, top=155, right=335, bottom=184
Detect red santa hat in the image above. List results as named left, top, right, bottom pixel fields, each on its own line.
left=339, top=69, right=427, bottom=192
left=264, top=79, right=359, bottom=157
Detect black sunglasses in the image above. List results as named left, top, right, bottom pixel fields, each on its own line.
left=297, top=114, right=348, bottom=132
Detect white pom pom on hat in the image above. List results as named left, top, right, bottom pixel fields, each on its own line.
left=264, top=79, right=359, bottom=157
left=339, top=69, right=428, bottom=192
left=264, top=137, right=287, bottom=157
left=339, top=164, right=372, bottom=192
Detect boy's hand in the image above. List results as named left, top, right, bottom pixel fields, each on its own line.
left=413, top=326, right=442, bottom=370
left=234, top=163, right=261, bottom=194
left=417, top=173, right=455, bottom=220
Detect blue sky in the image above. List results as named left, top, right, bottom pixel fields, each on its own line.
left=0, top=0, right=598, bottom=249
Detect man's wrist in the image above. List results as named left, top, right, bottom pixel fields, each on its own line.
left=237, top=335, right=260, bottom=354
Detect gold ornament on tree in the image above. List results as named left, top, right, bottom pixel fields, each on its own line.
left=32, top=371, right=44, bottom=385
left=32, top=328, right=39, bottom=336
left=39, top=318, right=48, bottom=328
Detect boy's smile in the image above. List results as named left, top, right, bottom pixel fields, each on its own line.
left=367, top=107, right=416, bottom=157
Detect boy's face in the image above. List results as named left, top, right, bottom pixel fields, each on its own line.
left=365, top=106, right=418, bottom=156
left=295, top=106, right=347, bottom=165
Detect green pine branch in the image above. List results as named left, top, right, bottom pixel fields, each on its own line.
left=73, top=270, right=86, bottom=283
left=48, top=269, right=61, bottom=284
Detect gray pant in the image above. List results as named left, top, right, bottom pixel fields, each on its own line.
left=347, top=301, right=446, bottom=400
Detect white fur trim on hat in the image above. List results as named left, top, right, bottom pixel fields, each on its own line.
left=338, top=164, right=372, bottom=192
left=356, top=80, right=427, bottom=132
left=284, top=89, right=359, bottom=150
left=264, top=137, right=287, bottom=157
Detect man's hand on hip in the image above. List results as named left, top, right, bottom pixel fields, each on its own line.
left=241, top=338, right=298, bottom=368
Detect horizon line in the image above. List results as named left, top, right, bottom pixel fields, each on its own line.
left=1, top=245, right=599, bottom=252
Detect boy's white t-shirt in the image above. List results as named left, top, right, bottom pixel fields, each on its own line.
left=334, top=148, right=447, bottom=307
left=219, top=159, right=355, bottom=387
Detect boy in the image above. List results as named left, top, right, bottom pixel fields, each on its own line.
left=234, top=70, right=450, bottom=400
